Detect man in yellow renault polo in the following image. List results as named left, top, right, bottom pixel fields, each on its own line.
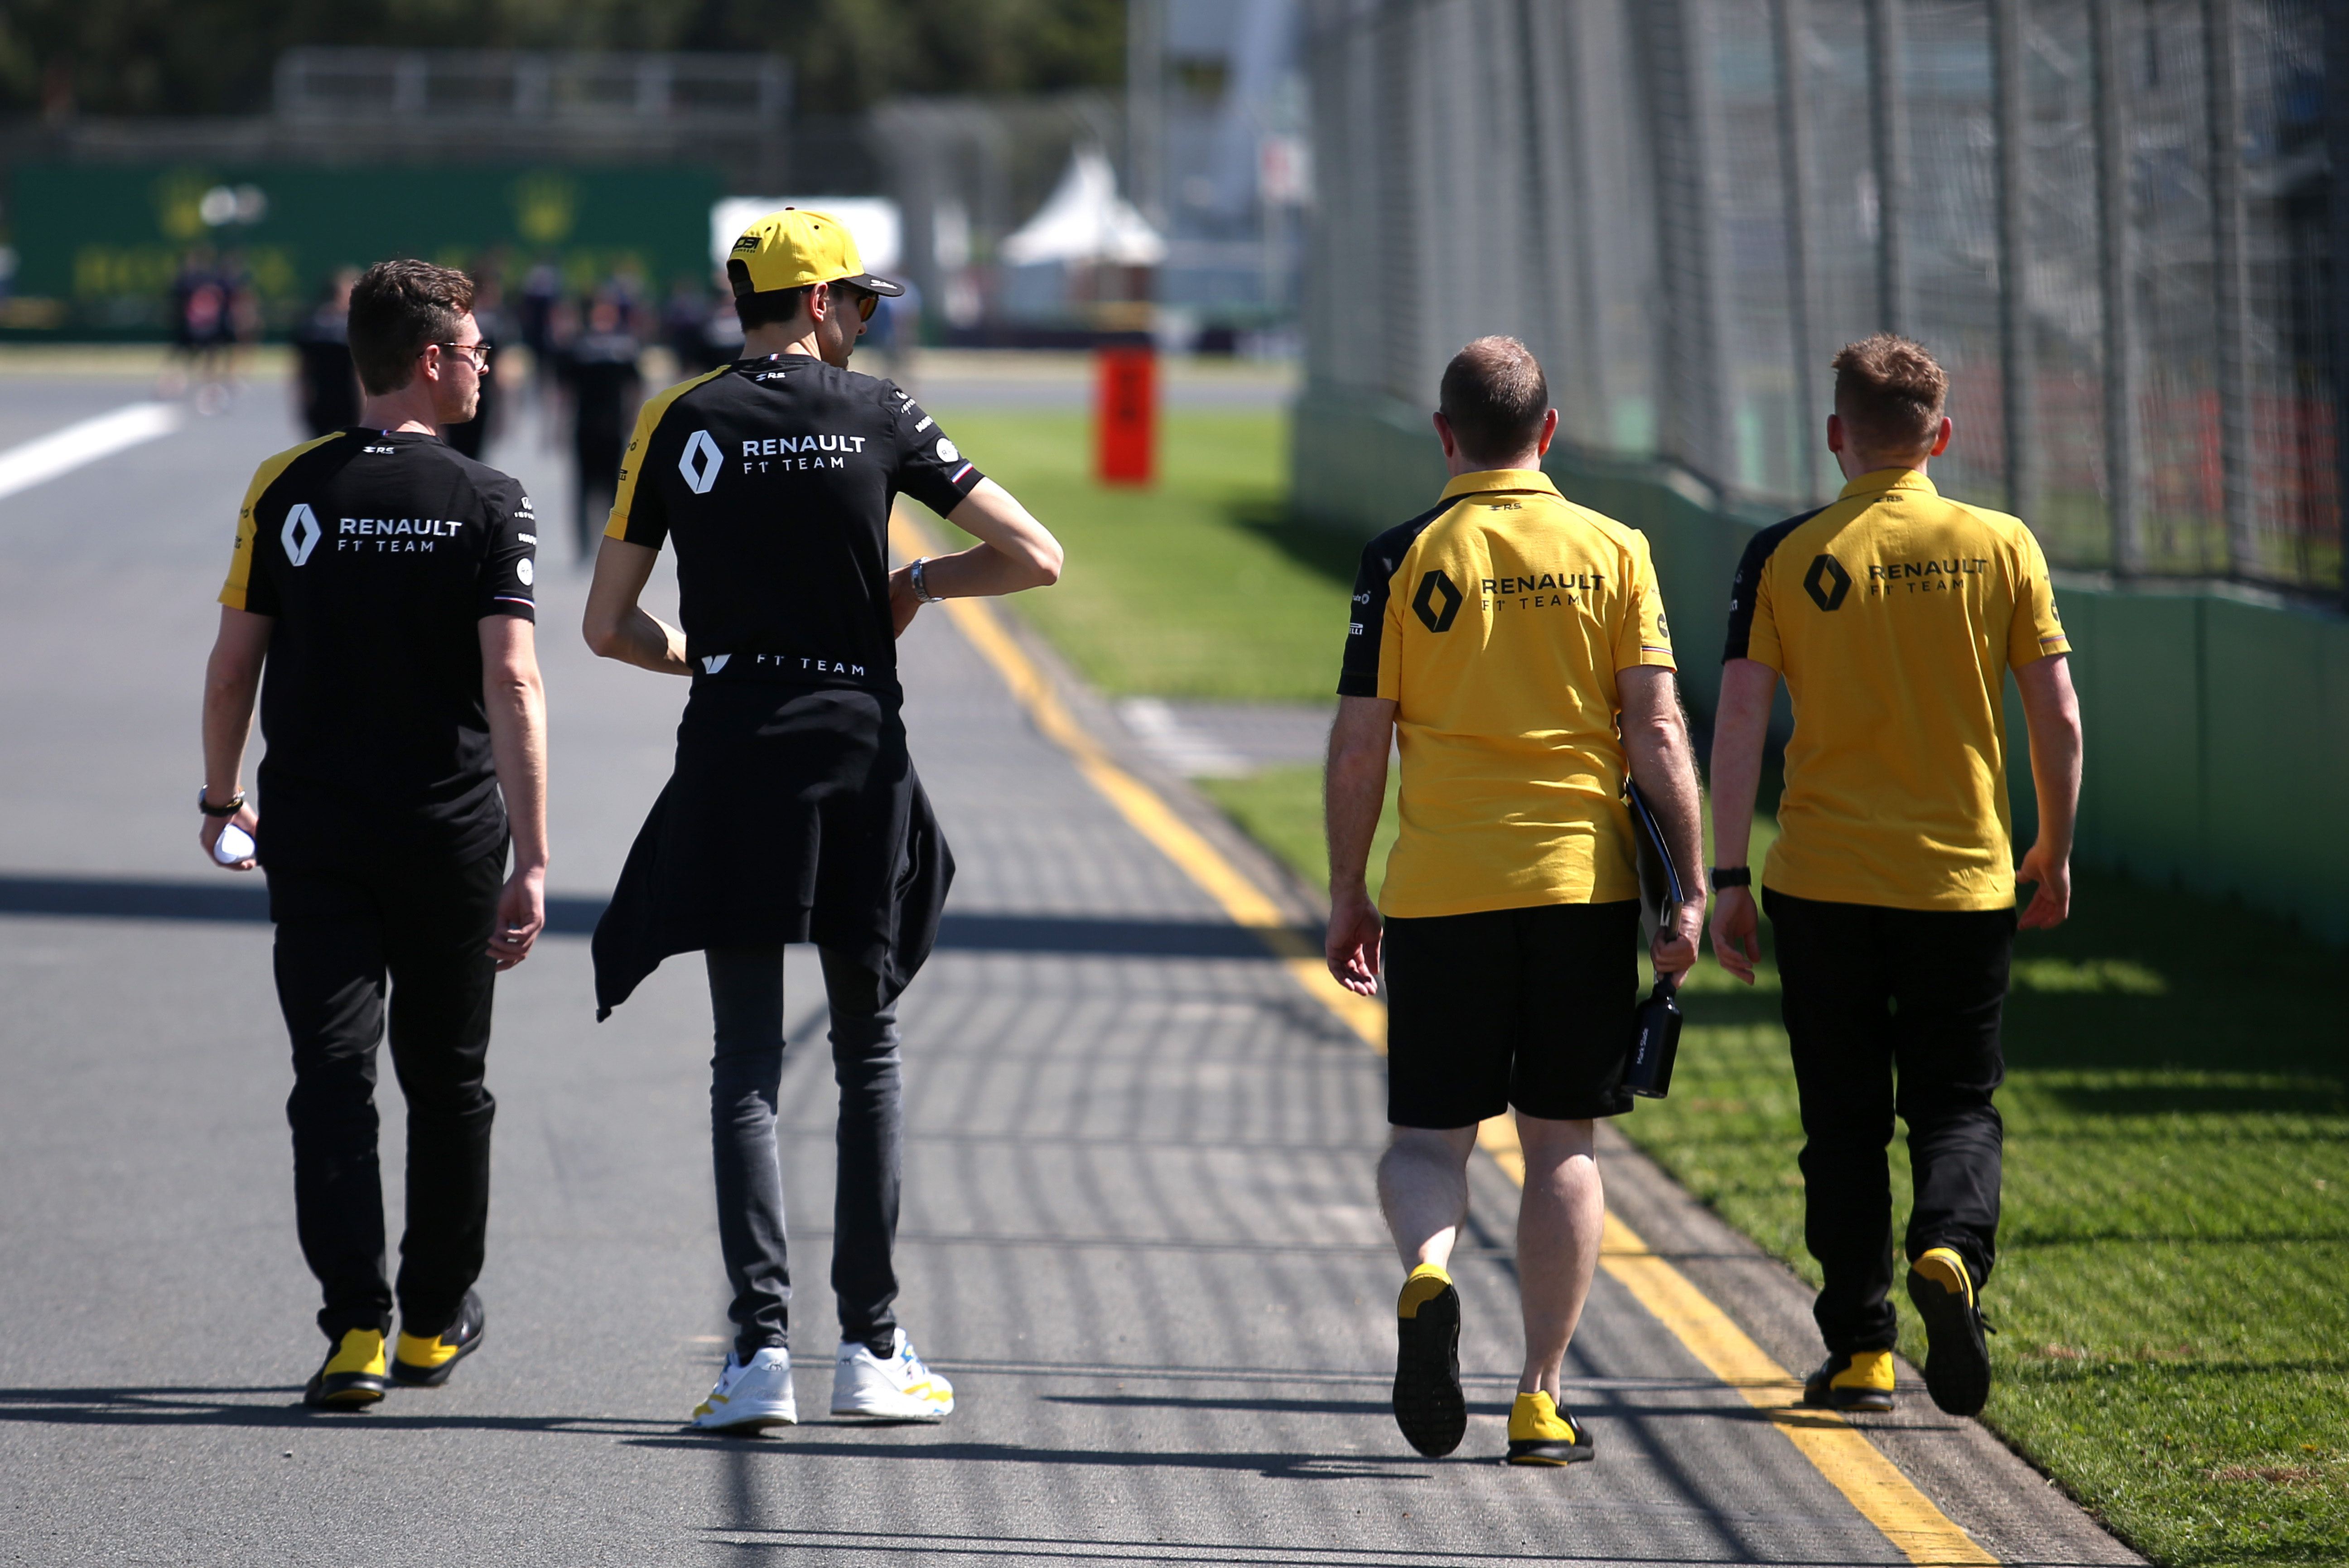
left=1708, top=333, right=2083, bottom=1418
left=1325, top=336, right=1706, bottom=1467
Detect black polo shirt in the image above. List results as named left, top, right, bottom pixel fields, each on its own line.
left=218, top=429, right=538, bottom=867
left=603, top=354, right=984, bottom=692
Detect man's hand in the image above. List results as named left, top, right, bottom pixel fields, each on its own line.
left=888, top=563, right=922, bottom=637
left=1652, top=897, right=1706, bottom=984
left=2016, top=839, right=2071, bottom=929
left=1327, top=886, right=1384, bottom=996
left=1709, top=885, right=1761, bottom=984
left=488, top=863, right=545, bottom=970
left=198, top=801, right=260, bottom=873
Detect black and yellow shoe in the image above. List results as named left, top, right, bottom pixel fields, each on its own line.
left=1907, top=1246, right=1992, bottom=1416
left=391, top=1288, right=486, bottom=1389
left=1505, top=1391, right=1594, bottom=1466
left=303, top=1328, right=388, bottom=1409
left=1801, top=1349, right=1895, bottom=1412
left=1392, top=1263, right=1466, bottom=1457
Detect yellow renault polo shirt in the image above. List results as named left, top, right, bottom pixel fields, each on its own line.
left=1338, top=469, right=1677, bottom=917
left=1724, top=467, right=2070, bottom=911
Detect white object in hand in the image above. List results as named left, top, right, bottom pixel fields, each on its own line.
left=214, top=823, right=256, bottom=864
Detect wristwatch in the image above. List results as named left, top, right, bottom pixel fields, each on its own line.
left=198, top=786, right=246, bottom=818
left=909, top=557, right=945, bottom=605
left=1707, top=866, right=1751, bottom=891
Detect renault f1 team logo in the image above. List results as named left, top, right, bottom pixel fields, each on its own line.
left=1804, top=552, right=1852, bottom=612
left=1412, top=569, right=1464, bottom=632
left=280, top=503, right=321, bottom=566
left=679, top=429, right=724, bottom=494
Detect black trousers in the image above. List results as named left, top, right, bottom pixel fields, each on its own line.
left=1765, top=890, right=2014, bottom=1355
left=705, top=944, right=904, bottom=1363
left=270, top=849, right=503, bottom=1342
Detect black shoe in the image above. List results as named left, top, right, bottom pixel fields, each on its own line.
left=1801, top=1350, right=1895, bottom=1412
left=1392, top=1264, right=1466, bottom=1457
left=304, top=1328, right=388, bottom=1409
left=391, top=1289, right=486, bottom=1389
left=1505, top=1392, right=1595, bottom=1466
left=1907, top=1247, right=1991, bottom=1416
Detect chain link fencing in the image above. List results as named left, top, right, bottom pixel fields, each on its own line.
left=1301, top=0, right=2342, bottom=598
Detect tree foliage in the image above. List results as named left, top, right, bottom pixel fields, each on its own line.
left=0, top=0, right=1125, bottom=119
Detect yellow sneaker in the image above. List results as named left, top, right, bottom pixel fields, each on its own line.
left=1802, top=1348, right=1895, bottom=1412
left=392, top=1288, right=486, bottom=1389
left=1392, top=1263, right=1465, bottom=1457
left=1908, top=1245, right=1992, bottom=1416
left=304, top=1328, right=387, bottom=1409
left=1505, top=1390, right=1593, bottom=1466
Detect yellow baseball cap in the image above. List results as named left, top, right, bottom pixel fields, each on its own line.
left=726, top=206, right=904, bottom=298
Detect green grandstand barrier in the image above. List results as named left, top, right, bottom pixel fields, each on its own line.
left=1295, top=386, right=2349, bottom=944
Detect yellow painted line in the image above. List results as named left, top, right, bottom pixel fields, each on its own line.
left=1474, top=1118, right=1995, bottom=1565
left=895, top=507, right=1992, bottom=1566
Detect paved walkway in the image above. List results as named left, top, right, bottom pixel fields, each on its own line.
left=0, top=376, right=2132, bottom=1565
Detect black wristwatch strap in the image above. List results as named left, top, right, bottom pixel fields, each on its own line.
left=1707, top=866, right=1751, bottom=891
left=198, top=786, right=246, bottom=818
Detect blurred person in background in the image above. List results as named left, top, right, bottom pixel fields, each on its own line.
left=292, top=269, right=362, bottom=439
left=168, top=247, right=226, bottom=406
left=518, top=256, right=561, bottom=410
left=663, top=274, right=728, bottom=376
left=556, top=291, right=642, bottom=561
left=446, top=273, right=506, bottom=462
left=1708, top=333, right=2083, bottom=1421
left=197, top=259, right=545, bottom=1411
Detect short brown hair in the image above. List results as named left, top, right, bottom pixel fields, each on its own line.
left=348, top=259, right=476, bottom=396
left=1439, top=336, right=1549, bottom=466
left=1831, top=333, right=1947, bottom=454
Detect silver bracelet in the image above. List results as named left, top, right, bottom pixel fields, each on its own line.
left=910, top=556, right=945, bottom=605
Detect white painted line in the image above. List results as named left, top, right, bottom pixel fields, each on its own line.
left=1115, top=696, right=1253, bottom=778
left=0, top=402, right=186, bottom=503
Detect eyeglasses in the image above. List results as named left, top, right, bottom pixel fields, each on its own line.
left=427, top=341, right=491, bottom=371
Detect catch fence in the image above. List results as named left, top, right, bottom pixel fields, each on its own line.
left=1301, top=0, right=2344, bottom=598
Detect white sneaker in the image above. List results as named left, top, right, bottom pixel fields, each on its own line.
left=830, top=1330, right=954, bottom=1421
left=690, top=1346, right=798, bottom=1431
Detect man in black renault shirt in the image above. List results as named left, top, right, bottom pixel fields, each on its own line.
left=584, top=207, right=1061, bottom=1433
left=198, top=259, right=547, bottom=1410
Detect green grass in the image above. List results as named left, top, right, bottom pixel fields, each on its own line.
left=1194, top=763, right=1401, bottom=905
left=931, top=403, right=2349, bottom=1565
left=923, top=408, right=1357, bottom=700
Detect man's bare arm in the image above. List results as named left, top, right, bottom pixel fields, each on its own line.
left=1706, top=657, right=1780, bottom=983
left=1618, top=666, right=1707, bottom=982
left=888, top=479, right=1065, bottom=635
left=1324, top=695, right=1395, bottom=996
left=480, top=614, right=548, bottom=970
left=198, top=607, right=272, bottom=871
left=2012, top=652, right=2082, bottom=930
left=582, top=536, right=690, bottom=675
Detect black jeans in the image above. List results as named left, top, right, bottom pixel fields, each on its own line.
left=270, top=849, right=503, bottom=1342
left=1765, top=890, right=2015, bottom=1355
left=705, top=944, right=903, bottom=1362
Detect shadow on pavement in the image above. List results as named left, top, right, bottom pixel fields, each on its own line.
left=0, top=1385, right=675, bottom=1436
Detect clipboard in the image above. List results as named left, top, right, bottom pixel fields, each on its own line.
left=1623, top=779, right=1685, bottom=1099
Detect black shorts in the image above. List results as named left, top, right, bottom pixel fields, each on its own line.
left=1382, top=900, right=1640, bottom=1128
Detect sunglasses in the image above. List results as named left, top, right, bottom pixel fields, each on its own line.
left=833, top=286, right=878, bottom=322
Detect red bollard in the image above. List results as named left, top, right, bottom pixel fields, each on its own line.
left=1095, top=346, right=1156, bottom=486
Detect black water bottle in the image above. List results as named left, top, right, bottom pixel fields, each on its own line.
left=1625, top=977, right=1683, bottom=1099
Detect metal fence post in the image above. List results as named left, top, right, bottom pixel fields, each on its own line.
left=2092, top=0, right=2144, bottom=574
left=1126, top=0, right=1166, bottom=232
left=1562, top=0, right=1614, bottom=439
left=1641, top=0, right=1735, bottom=489
left=1775, top=0, right=1825, bottom=500
left=1869, top=0, right=1912, bottom=335
left=2205, top=0, right=2254, bottom=579
left=1993, top=0, right=2038, bottom=523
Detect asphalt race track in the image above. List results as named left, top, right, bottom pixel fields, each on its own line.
left=0, top=364, right=2135, bottom=1566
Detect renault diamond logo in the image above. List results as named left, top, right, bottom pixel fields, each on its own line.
left=1803, top=553, right=1852, bottom=611
left=1412, top=569, right=1464, bottom=632
left=281, top=502, right=321, bottom=566
left=679, top=429, right=724, bottom=494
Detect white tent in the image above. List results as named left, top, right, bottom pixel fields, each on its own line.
left=998, top=147, right=1168, bottom=268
